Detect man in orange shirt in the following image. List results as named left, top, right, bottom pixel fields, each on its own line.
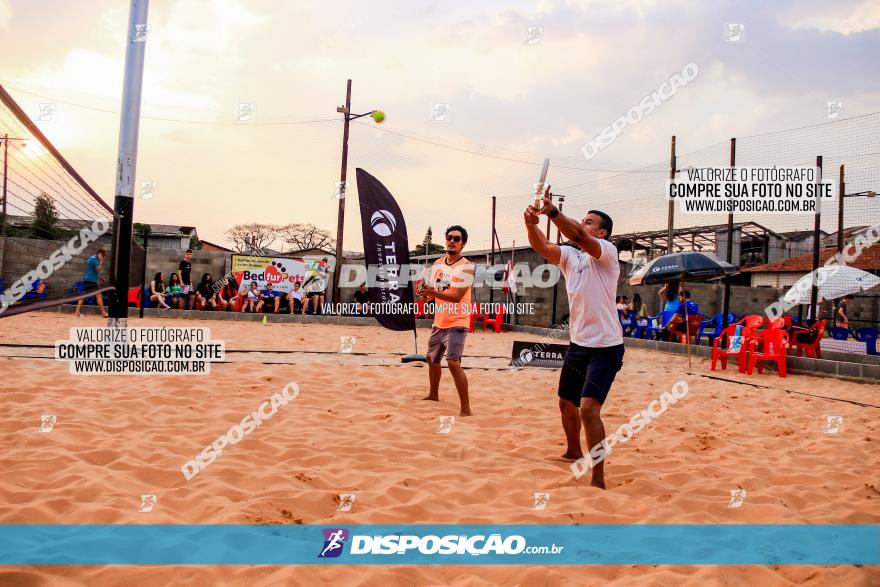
left=419, top=225, right=474, bottom=416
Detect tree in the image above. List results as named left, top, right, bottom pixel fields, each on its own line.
left=279, top=223, right=335, bottom=252
left=133, top=222, right=152, bottom=241
left=410, top=243, right=445, bottom=257
left=410, top=225, right=445, bottom=257
left=225, top=223, right=280, bottom=254
left=189, top=235, right=202, bottom=250
left=31, top=192, right=61, bottom=240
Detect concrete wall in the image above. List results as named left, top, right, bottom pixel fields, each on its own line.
left=142, top=248, right=229, bottom=288
left=0, top=235, right=136, bottom=300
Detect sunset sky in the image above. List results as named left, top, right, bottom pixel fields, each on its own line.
left=2, top=0, right=878, bottom=252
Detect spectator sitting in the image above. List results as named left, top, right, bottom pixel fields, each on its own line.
left=303, top=258, right=328, bottom=315
left=353, top=284, right=370, bottom=315
left=167, top=273, right=183, bottom=309
left=196, top=273, right=218, bottom=310
left=260, top=282, right=281, bottom=314
left=657, top=289, right=698, bottom=342
left=218, top=279, right=239, bottom=311
left=287, top=281, right=306, bottom=314
left=243, top=281, right=261, bottom=313
left=150, top=272, right=171, bottom=309
left=835, top=295, right=852, bottom=329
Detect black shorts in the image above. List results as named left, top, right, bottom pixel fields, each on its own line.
left=83, top=281, right=97, bottom=290
left=558, top=342, right=625, bottom=407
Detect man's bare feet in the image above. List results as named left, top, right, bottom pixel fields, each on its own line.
left=459, top=406, right=472, bottom=417
left=421, top=395, right=439, bottom=401
left=561, top=451, right=584, bottom=461
left=590, top=477, right=606, bottom=490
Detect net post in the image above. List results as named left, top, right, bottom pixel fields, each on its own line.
left=109, top=0, right=150, bottom=328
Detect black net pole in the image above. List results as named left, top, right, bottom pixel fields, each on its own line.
left=721, top=138, right=736, bottom=331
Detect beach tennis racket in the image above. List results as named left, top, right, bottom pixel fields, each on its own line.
left=534, top=157, right=550, bottom=207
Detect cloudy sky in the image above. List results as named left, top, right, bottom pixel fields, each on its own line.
left=1, top=0, right=878, bottom=252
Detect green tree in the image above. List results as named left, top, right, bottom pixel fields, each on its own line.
left=31, top=193, right=60, bottom=240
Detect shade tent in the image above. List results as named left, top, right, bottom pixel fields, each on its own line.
left=781, top=266, right=880, bottom=306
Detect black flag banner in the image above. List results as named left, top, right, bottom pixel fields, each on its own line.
left=355, top=168, right=415, bottom=331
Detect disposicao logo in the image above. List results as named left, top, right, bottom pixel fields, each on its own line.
left=370, top=210, right=397, bottom=237
left=319, top=528, right=349, bottom=558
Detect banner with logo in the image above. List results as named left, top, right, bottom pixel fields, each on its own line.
left=0, top=524, right=875, bottom=564
left=510, top=340, right=569, bottom=368
left=230, top=255, right=327, bottom=294
left=355, top=168, right=415, bottom=331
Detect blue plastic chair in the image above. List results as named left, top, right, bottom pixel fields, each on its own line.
left=634, top=315, right=650, bottom=339
left=20, top=279, right=48, bottom=303
left=829, top=327, right=849, bottom=340
left=619, top=309, right=636, bottom=337
left=647, top=310, right=677, bottom=339
left=854, top=327, right=878, bottom=356
left=698, top=313, right=736, bottom=345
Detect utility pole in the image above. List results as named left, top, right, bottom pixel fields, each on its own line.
left=667, top=135, right=676, bottom=253
left=332, top=79, right=352, bottom=306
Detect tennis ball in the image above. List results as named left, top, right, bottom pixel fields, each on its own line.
left=371, top=110, right=385, bottom=123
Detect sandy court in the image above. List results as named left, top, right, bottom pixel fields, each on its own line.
left=0, top=312, right=878, bottom=586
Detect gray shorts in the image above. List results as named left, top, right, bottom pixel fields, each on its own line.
left=427, top=326, right=468, bottom=363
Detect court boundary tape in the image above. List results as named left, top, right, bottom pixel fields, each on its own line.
left=696, top=373, right=880, bottom=409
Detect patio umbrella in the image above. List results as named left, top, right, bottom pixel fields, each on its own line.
left=628, top=251, right=737, bottom=286
left=629, top=251, right=739, bottom=367
left=780, top=266, right=880, bottom=306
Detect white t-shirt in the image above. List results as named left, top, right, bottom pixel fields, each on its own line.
left=558, top=241, right=624, bottom=348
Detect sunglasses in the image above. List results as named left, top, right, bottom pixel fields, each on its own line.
left=446, top=235, right=462, bottom=243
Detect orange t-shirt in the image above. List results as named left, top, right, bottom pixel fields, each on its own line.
left=430, top=256, right=473, bottom=329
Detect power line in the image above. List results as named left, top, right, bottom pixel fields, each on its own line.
left=3, top=83, right=343, bottom=127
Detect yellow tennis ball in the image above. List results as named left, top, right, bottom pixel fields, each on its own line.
left=371, top=110, right=385, bottom=123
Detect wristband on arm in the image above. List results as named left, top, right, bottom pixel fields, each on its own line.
left=548, top=207, right=559, bottom=219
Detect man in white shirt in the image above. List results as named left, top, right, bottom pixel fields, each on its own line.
left=525, top=187, right=624, bottom=489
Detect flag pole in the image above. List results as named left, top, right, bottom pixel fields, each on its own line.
left=402, top=280, right=426, bottom=363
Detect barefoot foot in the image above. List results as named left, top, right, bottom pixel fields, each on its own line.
left=561, top=451, right=584, bottom=461
left=421, top=395, right=439, bottom=401
left=459, top=407, right=472, bottom=417
left=590, top=478, right=606, bottom=490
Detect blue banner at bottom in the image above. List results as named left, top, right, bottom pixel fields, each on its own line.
left=0, top=524, right=876, bottom=565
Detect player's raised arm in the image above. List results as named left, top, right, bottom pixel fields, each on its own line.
left=525, top=203, right=561, bottom=264
left=536, top=187, right=603, bottom=260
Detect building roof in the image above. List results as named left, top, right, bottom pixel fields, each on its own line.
left=822, top=225, right=870, bottom=246
left=777, top=229, right=827, bottom=241
left=146, top=224, right=197, bottom=237
left=199, top=239, right=235, bottom=252
left=611, top=221, right=782, bottom=253
left=743, top=244, right=880, bottom=273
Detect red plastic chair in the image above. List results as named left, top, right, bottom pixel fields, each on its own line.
left=747, top=329, right=789, bottom=377
left=711, top=324, right=756, bottom=373
left=677, top=314, right=705, bottom=345
left=738, top=315, right=765, bottom=329
left=767, top=317, right=785, bottom=329
left=789, top=321, right=826, bottom=358
left=127, top=287, right=141, bottom=308
left=482, top=304, right=506, bottom=333
left=414, top=300, right=427, bottom=319
left=468, top=303, right=488, bottom=332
